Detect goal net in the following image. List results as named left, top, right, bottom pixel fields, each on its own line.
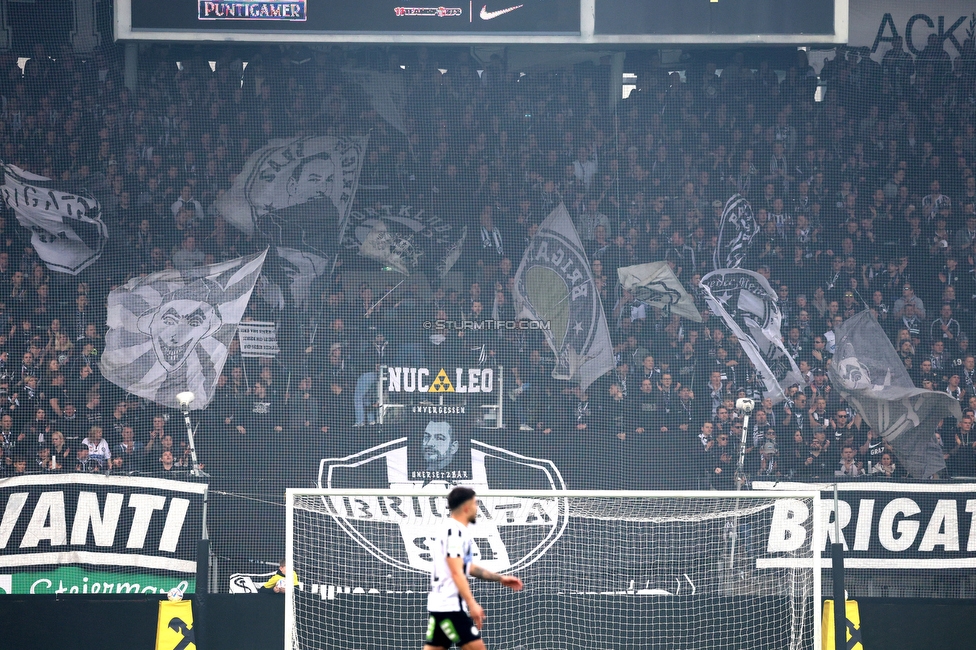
left=286, top=489, right=821, bottom=650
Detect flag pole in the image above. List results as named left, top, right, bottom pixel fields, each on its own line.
left=832, top=482, right=847, bottom=650
left=366, top=278, right=406, bottom=317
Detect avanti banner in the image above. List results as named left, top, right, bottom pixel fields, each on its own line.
left=0, top=474, right=205, bottom=594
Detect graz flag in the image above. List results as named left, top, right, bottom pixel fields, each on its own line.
left=214, top=136, right=367, bottom=255
left=100, top=250, right=268, bottom=411
left=828, top=310, right=961, bottom=478
left=0, top=163, right=108, bottom=274
left=700, top=269, right=804, bottom=403
left=618, top=262, right=702, bottom=322
left=513, top=203, right=614, bottom=392
left=713, top=193, right=760, bottom=270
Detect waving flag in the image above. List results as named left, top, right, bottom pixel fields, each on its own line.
left=713, top=194, right=760, bottom=270
left=100, top=251, right=267, bottom=410
left=215, top=136, right=366, bottom=310
left=700, top=269, right=804, bottom=403
left=437, top=226, right=468, bottom=279
left=0, top=163, right=108, bottom=275
left=513, top=203, right=614, bottom=392
left=215, top=136, right=367, bottom=252
left=828, top=310, right=961, bottom=478
left=618, top=262, right=702, bottom=322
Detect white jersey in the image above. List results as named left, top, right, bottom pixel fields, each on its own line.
left=427, top=517, right=474, bottom=612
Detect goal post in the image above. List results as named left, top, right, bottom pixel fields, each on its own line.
left=286, top=489, right=822, bottom=650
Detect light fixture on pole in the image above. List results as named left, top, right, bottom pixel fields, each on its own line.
left=176, top=391, right=208, bottom=477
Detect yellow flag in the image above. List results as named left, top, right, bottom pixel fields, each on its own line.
left=156, top=600, right=196, bottom=650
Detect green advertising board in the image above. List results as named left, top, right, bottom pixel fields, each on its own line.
left=0, top=566, right=195, bottom=595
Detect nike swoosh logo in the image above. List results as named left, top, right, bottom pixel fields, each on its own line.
left=480, top=3, right=522, bottom=19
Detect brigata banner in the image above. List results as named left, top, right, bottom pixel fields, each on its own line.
left=0, top=474, right=206, bottom=594
left=755, top=481, right=976, bottom=569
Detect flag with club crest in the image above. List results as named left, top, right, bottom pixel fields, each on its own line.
left=713, top=193, right=760, bottom=270
left=618, top=262, right=702, bottom=322
left=513, top=203, right=614, bottom=392
left=100, top=250, right=268, bottom=411
left=214, top=136, right=366, bottom=307
left=699, top=268, right=804, bottom=404
left=828, top=310, right=962, bottom=478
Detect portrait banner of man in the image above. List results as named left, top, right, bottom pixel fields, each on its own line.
left=215, top=136, right=366, bottom=311
left=214, top=135, right=368, bottom=253
left=408, top=415, right=473, bottom=484
left=100, top=250, right=268, bottom=411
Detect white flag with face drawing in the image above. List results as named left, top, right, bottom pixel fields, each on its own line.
left=100, top=250, right=268, bottom=410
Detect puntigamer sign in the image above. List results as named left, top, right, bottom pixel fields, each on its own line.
left=0, top=474, right=206, bottom=593
left=756, top=482, right=976, bottom=569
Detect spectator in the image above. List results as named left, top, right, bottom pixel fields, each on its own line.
left=893, top=283, right=926, bottom=319
left=835, top=444, right=865, bottom=477
left=870, top=451, right=902, bottom=478
left=930, top=304, right=961, bottom=345
left=353, top=331, right=395, bottom=428
left=707, top=431, right=735, bottom=489
left=236, top=381, right=283, bottom=436
left=800, top=437, right=831, bottom=478
left=157, top=450, right=179, bottom=473
left=49, top=430, right=71, bottom=470
left=112, top=425, right=144, bottom=473
left=75, top=446, right=99, bottom=473
left=172, top=235, right=206, bottom=270
left=82, top=426, right=111, bottom=469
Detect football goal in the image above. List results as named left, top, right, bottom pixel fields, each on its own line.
left=286, top=489, right=821, bottom=650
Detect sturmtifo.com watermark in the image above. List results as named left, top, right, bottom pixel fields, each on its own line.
left=423, top=319, right=551, bottom=331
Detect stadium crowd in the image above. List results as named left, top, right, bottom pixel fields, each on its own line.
left=0, top=38, right=975, bottom=488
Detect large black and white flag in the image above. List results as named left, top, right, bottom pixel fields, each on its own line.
left=713, top=194, right=760, bottom=270
left=0, top=163, right=108, bottom=275
left=100, top=250, right=268, bottom=411
left=700, top=269, right=804, bottom=403
left=618, top=262, right=702, bottom=322
left=828, top=310, right=961, bottom=478
left=215, top=136, right=365, bottom=310
left=342, top=204, right=467, bottom=279
left=514, top=203, right=614, bottom=392
left=214, top=136, right=367, bottom=255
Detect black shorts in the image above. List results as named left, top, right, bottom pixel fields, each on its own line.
left=424, top=610, right=481, bottom=648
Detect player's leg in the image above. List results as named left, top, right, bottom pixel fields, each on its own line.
left=424, top=612, right=451, bottom=650
left=443, top=610, right=482, bottom=649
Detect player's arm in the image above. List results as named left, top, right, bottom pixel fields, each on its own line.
left=470, top=565, right=524, bottom=591
left=446, top=556, right=483, bottom=628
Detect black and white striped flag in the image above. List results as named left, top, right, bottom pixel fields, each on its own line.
left=100, top=250, right=268, bottom=410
